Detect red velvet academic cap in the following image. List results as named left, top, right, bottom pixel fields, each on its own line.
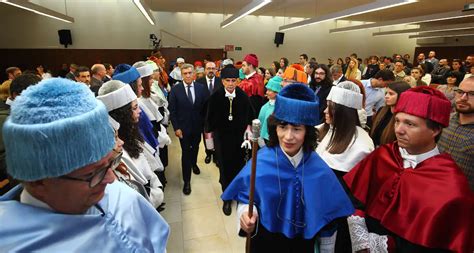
left=243, top=54, right=259, bottom=68
left=394, top=86, right=451, bottom=127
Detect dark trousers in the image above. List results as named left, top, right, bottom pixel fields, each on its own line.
left=179, top=132, right=201, bottom=183
left=214, top=131, right=246, bottom=192
left=250, top=221, right=316, bottom=253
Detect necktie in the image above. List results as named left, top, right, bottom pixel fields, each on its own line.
left=187, top=85, right=193, bottom=104
left=209, top=79, right=213, bottom=92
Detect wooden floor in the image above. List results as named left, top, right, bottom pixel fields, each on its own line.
left=160, top=132, right=245, bottom=253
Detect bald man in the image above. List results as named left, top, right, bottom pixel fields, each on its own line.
left=90, top=64, right=106, bottom=96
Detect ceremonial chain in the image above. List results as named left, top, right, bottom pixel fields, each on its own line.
left=228, top=97, right=233, bottom=121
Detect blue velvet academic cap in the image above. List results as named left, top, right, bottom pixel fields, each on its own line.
left=3, top=78, right=114, bottom=181
left=273, top=83, right=319, bottom=126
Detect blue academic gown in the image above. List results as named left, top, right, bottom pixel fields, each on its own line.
left=0, top=181, right=169, bottom=253
left=257, top=101, right=274, bottom=141
left=222, top=146, right=354, bottom=240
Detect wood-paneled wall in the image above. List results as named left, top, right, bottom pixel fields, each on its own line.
left=0, top=47, right=224, bottom=81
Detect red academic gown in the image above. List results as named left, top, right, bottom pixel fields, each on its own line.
left=239, top=73, right=265, bottom=114
left=343, top=142, right=473, bottom=253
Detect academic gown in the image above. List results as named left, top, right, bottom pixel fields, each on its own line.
left=239, top=73, right=265, bottom=115
left=222, top=146, right=354, bottom=252
left=343, top=142, right=473, bottom=252
left=205, top=86, right=254, bottom=191
left=0, top=181, right=170, bottom=253
left=257, top=100, right=275, bottom=141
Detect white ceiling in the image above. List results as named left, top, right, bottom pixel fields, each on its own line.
left=149, top=0, right=472, bottom=23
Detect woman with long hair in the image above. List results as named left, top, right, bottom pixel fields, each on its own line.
left=147, top=60, right=172, bottom=173
left=264, top=68, right=275, bottom=85
left=316, top=81, right=374, bottom=178
left=113, top=64, right=163, bottom=170
left=97, top=80, right=164, bottom=210
left=279, top=57, right=289, bottom=71
left=148, top=51, right=170, bottom=92
left=134, top=61, right=171, bottom=184
left=370, top=81, right=411, bottom=146
left=316, top=81, right=374, bottom=252
left=345, top=57, right=361, bottom=80
left=271, top=61, right=280, bottom=74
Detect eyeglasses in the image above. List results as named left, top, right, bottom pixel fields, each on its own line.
left=454, top=88, right=474, bottom=98
left=59, top=152, right=122, bottom=188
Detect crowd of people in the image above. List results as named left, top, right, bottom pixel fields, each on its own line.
left=0, top=50, right=472, bottom=252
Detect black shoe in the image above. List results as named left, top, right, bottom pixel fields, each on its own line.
left=223, top=201, right=232, bottom=216
left=192, top=165, right=201, bottom=175
left=183, top=182, right=191, bottom=195
left=205, top=154, right=212, bottom=164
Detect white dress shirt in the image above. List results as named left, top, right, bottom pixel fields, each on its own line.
left=245, top=71, right=256, bottom=79
left=205, top=76, right=215, bottom=91
left=399, top=146, right=440, bottom=169
left=224, top=89, right=236, bottom=98
left=184, top=81, right=195, bottom=103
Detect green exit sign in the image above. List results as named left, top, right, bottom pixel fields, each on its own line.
left=235, top=47, right=242, bottom=51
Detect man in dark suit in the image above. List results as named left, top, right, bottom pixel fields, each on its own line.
left=90, top=64, right=105, bottom=96
left=196, top=61, right=223, bottom=165
left=169, top=64, right=210, bottom=195
left=330, top=64, right=346, bottom=85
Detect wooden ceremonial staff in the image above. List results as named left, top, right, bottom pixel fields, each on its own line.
left=246, top=119, right=261, bottom=253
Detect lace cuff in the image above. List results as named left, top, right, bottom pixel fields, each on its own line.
left=368, top=233, right=388, bottom=253
left=347, top=215, right=369, bottom=251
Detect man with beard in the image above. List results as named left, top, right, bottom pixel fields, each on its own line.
left=417, top=53, right=434, bottom=74
left=204, top=65, right=254, bottom=215
left=438, top=76, right=474, bottom=190
left=197, top=61, right=223, bottom=165
left=463, top=55, right=474, bottom=73
left=309, top=64, right=333, bottom=124
left=430, top=59, right=450, bottom=84
left=74, top=66, right=91, bottom=87
left=344, top=86, right=472, bottom=252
